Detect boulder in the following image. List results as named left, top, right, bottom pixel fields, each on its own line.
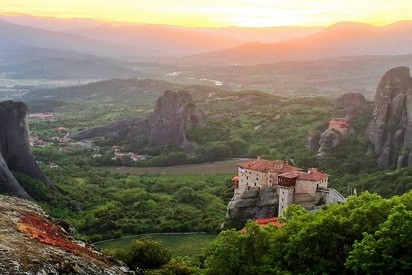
left=366, top=66, right=412, bottom=168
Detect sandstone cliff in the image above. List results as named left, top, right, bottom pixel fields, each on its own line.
left=226, top=186, right=279, bottom=225
left=0, top=195, right=129, bottom=274
left=335, top=93, right=368, bottom=118
left=0, top=101, right=53, bottom=200
left=69, top=90, right=207, bottom=151
left=366, top=66, right=412, bottom=168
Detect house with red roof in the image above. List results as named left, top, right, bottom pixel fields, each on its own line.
left=328, top=119, right=349, bottom=136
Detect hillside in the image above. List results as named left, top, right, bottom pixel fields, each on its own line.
left=22, top=78, right=227, bottom=104
left=190, top=21, right=412, bottom=65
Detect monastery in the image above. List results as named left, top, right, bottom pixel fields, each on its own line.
left=230, top=157, right=345, bottom=219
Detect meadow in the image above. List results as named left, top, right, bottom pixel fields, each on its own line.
left=95, top=233, right=217, bottom=257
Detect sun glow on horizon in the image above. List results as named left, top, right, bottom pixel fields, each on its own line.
left=0, top=0, right=411, bottom=28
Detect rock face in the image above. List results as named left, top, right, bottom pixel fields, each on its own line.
left=306, top=131, right=321, bottom=150
left=366, top=67, right=412, bottom=168
left=70, top=90, right=208, bottom=151
left=317, top=119, right=350, bottom=157
left=0, top=101, right=53, bottom=199
left=0, top=195, right=129, bottom=274
left=336, top=93, right=368, bottom=118
left=227, top=186, right=279, bottom=224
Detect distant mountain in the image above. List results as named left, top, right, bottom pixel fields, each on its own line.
left=0, top=47, right=140, bottom=79
left=0, top=13, right=101, bottom=31
left=189, top=21, right=412, bottom=65
left=197, top=26, right=322, bottom=43
left=0, top=19, right=148, bottom=59
left=68, top=23, right=244, bottom=55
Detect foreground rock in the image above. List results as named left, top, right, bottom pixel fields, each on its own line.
left=0, top=195, right=129, bottom=274
left=0, top=101, right=53, bottom=199
left=366, top=66, right=412, bottom=168
left=69, top=90, right=207, bottom=151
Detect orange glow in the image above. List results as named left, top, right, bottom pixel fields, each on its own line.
left=0, top=0, right=411, bottom=27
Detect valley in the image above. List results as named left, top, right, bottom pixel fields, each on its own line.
left=1, top=8, right=412, bottom=274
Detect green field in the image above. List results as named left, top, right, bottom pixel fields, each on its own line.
left=98, top=159, right=251, bottom=175
left=94, top=233, right=217, bottom=257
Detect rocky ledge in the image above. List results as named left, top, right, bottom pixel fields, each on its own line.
left=0, top=195, right=129, bottom=274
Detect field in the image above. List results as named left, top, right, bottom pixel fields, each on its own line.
left=94, top=233, right=217, bottom=257
left=98, top=159, right=251, bottom=175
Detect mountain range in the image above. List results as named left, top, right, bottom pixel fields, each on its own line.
left=1, top=13, right=412, bottom=71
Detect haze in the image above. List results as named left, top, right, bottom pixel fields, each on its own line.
left=1, top=0, right=412, bottom=27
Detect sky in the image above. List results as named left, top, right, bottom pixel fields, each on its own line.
left=0, top=0, right=411, bottom=27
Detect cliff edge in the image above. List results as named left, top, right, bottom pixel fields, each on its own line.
left=0, top=101, right=53, bottom=199
left=0, top=195, right=129, bottom=274
left=366, top=66, right=412, bottom=168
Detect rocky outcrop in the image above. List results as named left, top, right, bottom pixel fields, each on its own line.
left=366, top=67, right=412, bottom=168
left=0, top=195, right=129, bottom=274
left=317, top=119, right=350, bottom=157
left=0, top=101, right=53, bottom=199
left=336, top=93, right=369, bottom=118
left=226, top=186, right=279, bottom=224
left=70, top=90, right=207, bottom=151
left=306, top=131, right=321, bottom=150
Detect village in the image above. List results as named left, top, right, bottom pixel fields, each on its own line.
left=29, top=113, right=146, bottom=168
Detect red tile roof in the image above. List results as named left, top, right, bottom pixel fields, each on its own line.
left=240, top=217, right=282, bottom=234
left=329, top=119, right=349, bottom=128
left=256, top=217, right=282, bottom=228
left=232, top=176, right=239, bottom=182
left=279, top=169, right=328, bottom=182
left=238, top=159, right=301, bottom=173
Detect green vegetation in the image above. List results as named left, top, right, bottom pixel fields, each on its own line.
left=108, top=237, right=172, bottom=271
left=38, top=166, right=233, bottom=241
left=95, top=233, right=216, bottom=257
left=201, top=192, right=412, bottom=274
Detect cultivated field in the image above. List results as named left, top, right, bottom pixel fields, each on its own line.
left=99, top=158, right=252, bottom=175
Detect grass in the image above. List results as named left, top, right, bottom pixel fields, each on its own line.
left=94, top=233, right=217, bottom=257
left=98, top=158, right=251, bottom=175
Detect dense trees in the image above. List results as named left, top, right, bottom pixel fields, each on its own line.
left=202, top=192, right=412, bottom=274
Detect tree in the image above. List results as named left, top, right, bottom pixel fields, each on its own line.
left=346, top=205, right=412, bottom=273
left=111, top=237, right=171, bottom=271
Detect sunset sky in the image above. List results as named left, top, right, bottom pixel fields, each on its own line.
left=0, top=0, right=411, bottom=27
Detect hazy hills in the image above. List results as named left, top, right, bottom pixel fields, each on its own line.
left=22, top=78, right=227, bottom=104
left=190, top=21, right=412, bottom=65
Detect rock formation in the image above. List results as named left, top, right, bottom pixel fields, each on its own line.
left=69, top=90, right=208, bottom=151
left=227, top=186, right=278, bottom=225
left=306, top=131, right=321, bottom=150
left=0, top=101, right=53, bottom=199
left=335, top=92, right=369, bottom=118
left=307, top=93, right=369, bottom=155
left=366, top=66, right=412, bottom=168
left=0, top=195, right=129, bottom=274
